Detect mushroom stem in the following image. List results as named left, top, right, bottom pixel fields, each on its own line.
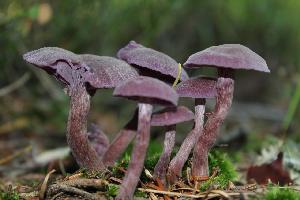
left=67, top=85, right=104, bottom=170
left=192, top=77, right=234, bottom=178
left=102, top=108, right=138, bottom=166
left=153, top=124, right=176, bottom=184
left=167, top=99, right=205, bottom=184
left=116, top=103, right=153, bottom=200
left=88, top=124, right=109, bottom=158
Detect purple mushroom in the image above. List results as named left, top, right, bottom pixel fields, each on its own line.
left=167, top=77, right=217, bottom=184
left=23, top=48, right=138, bottom=170
left=117, top=40, right=189, bottom=83
left=113, top=76, right=178, bottom=200
left=151, top=106, right=194, bottom=185
left=116, top=40, right=192, bottom=172
left=80, top=54, right=140, bottom=166
left=184, top=44, right=270, bottom=179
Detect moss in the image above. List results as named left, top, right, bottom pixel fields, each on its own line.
left=110, top=153, right=130, bottom=179
left=111, top=140, right=163, bottom=179
left=106, top=183, right=119, bottom=197
left=134, top=190, right=148, bottom=198
left=264, top=187, right=300, bottom=200
left=0, top=190, right=20, bottom=200
left=80, top=168, right=108, bottom=179
left=252, top=186, right=300, bottom=200
left=199, top=150, right=238, bottom=191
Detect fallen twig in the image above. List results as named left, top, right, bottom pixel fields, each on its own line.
left=138, top=188, right=242, bottom=199
left=0, top=145, right=32, bottom=165
left=0, top=117, right=29, bottom=135
left=39, top=169, right=56, bottom=200
left=0, top=73, right=30, bottom=97
left=59, top=178, right=108, bottom=190
left=47, top=184, right=102, bottom=200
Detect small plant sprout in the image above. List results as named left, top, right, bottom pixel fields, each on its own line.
left=23, top=48, right=138, bottom=170
left=167, top=76, right=217, bottom=184
left=172, top=63, right=182, bottom=87
left=183, top=44, right=270, bottom=179
left=151, top=106, right=194, bottom=184
left=113, top=76, right=178, bottom=200
left=117, top=40, right=189, bottom=84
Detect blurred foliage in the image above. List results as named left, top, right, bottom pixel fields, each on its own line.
left=252, top=185, right=300, bottom=200
left=0, top=189, right=20, bottom=200
left=1, top=0, right=300, bottom=152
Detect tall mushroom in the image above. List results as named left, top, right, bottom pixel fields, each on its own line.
left=113, top=76, right=178, bottom=200
left=117, top=40, right=192, bottom=170
left=151, top=106, right=194, bottom=184
left=183, top=44, right=270, bottom=178
left=23, top=48, right=138, bottom=170
left=167, top=77, right=217, bottom=184
left=102, top=41, right=188, bottom=166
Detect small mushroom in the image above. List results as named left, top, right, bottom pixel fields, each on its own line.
left=87, top=123, right=110, bottom=158
left=23, top=48, right=138, bottom=170
left=101, top=108, right=138, bottom=166
left=167, top=77, right=217, bottom=184
left=151, top=106, right=194, bottom=184
left=184, top=44, right=270, bottom=178
left=117, top=40, right=189, bottom=83
left=113, top=76, right=178, bottom=200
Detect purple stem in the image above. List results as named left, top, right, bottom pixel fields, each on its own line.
left=67, top=85, right=104, bottom=170
left=102, top=108, right=138, bottom=166
left=192, top=77, right=234, bottom=178
left=167, top=99, right=205, bottom=184
left=153, top=125, right=176, bottom=184
left=116, top=103, right=153, bottom=200
left=88, top=124, right=110, bottom=158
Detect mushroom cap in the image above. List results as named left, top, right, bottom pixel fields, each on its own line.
left=23, top=47, right=92, bottom=89
left=113, top=76, right=178, bottom=106
left=80, top=54, right=139, bottom=89
left=23, top=47, right=81, bottom=72
left=184, top=44, right=270, bottom=73
left=24, top=48, right=139, bottom=92
left=117, top=41, right=189, bottom=82
left=151, top=106, right=194, bottom=126
left=176, top=76, right=217, bottom=99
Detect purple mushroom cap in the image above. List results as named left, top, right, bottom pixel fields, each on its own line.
left=117, top=41, right=189, bottom=82
left=80, top=54, right=139, bottom=89
left=113, top=76, right=178, bottom=106
left=184, top=44, right=270, bottom=73
left=23, top=47, right=92, bottom=89
left=151, top=106, right=194, bottom=126
left=176, top=76, right=217, bottom=99
left=23, top=47, right=81, bottom=71
left=24, top=48, right=139, bottom=93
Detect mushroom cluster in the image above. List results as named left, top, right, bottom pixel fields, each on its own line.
left=23, top=42, right=269, bottom=199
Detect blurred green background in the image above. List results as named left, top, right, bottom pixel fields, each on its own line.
left=1, top=0, right=300, bottom=165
